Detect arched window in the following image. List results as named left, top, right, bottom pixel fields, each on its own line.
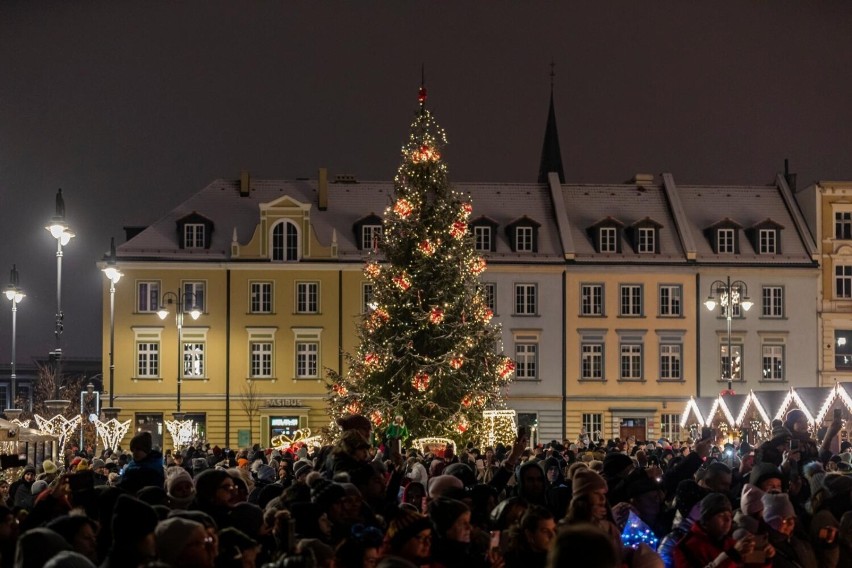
left=272, top=220, right=299, bottom=261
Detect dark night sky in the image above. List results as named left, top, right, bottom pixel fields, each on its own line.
left=1, top=1, right=851, bottom=363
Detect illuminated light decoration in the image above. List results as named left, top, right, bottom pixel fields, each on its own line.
left=621, top=511, right=660, bottom=550
left=35, top=414, right=82, bottom=452
left=418, top=239, right=435, bottom=256
left=370, top=410, right=383, bottom=426
left=716, top=396, right=737, bottom=426
left=461, top=395, right=472, bottom=408
left=450, top=356, right=464, bottom=370
left=470, top=257, right=487, bottom=275
left=164, top=418, right=195, bottom=450
left=449, top=221, right=467, bottom=239
left=429, top=306, right=445, bottom=324
left=271, top=428, right=312, bottom=451
left=680, top=397, right=706, bottom=429
left=346, top=402, right=362, bottom=415
left=410, top=144, right=440, bottom=163
left=461, top=202, right=473, bottom=218
left=412, top=372, right=430, bottom=392
left=364, top=263, right=381, bottom=279
left=332, top=383, right=348, bottom=396
left=457, top=417, right=469, bottom=433
left=392, top=273, right=411, bottom=291
left=749, top=393, right=773, bottom=427
left=393, top=198, right=414, bottom=218
left=481, top=307, right=494, bottom=323
left=413, top=437, right=455, bottom=457
left=10, top=419, right=30, bottom=429
left=734, top=391, right=765, bottom=427
left=775, top=389, right=816, bottom=425
left=94, top=418, right=131, bottom=451
left=482, top=410, right=517, bottom=447
left=496, top=357, right=516, bottom=379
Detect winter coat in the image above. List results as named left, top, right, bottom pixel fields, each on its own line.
left=673, top=521, right=771, bottom=568
left=766, top=527, right=817, bottom=568
left=117, top=451, right=165, bottom=495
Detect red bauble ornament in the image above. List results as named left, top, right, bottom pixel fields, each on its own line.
left=364, top=262, right=381, bottom=279
left=457, top=418, right=469, bottom=433
left=450, top=356, right=464, bottom=370
left=393, top=199, right=414, bottom=218
left=332, top=383, right=348, bottom=396
left=461, top=394, right=472, bottom=407
left=418, top=239, right=435, bottom=256
left=370, top=410, right=383, bottom=426
left=461, top=202, right=473, bottom=218
left=471, top=257, right=487, bottom=275
left=450, top=221, right=467, bottom=239
left=346, top=402, right=362, bottom=415
left=393, top=273, right=411, bottom=291
left=412, top=372, right=430, bottom=392
left=364, top=353, right=380, bottom=367
left=481, top=308, right=494, bottom=323
left=496, top=357, right=516, bottom=379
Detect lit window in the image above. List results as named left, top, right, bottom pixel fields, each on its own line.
left=762, top=345, right=784, bottom=380
left=182, top=343, right=205, bottom=378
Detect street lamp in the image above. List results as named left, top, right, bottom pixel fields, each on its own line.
left=45, top=188, right=74, bottom=398
left=4, top=265, right=24, bottom=415
left=102, top=238, right=122, bottom=408
left=157, top=290, right=201, bottom=418
left=704, top=276, right=753, bottom=392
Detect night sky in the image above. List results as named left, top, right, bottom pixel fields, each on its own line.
left=1, top=2, right=851, bottom=362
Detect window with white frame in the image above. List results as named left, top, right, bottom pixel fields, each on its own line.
left=581, top=284, right=603, bottom=316
left=250, top=342, right=273, bottom=378
left=182, top=342, right=205, bottom=378
left=660, top=344, right=682, bottom=381
left=250, top=282, right=272, bottom=314
left=836, top=211, right=852, bottom=240
left=582, top=413, right=603, bottom=440
left=600, top=227, right=617, bottom=253
left=362, top=225, right=382, bottom=250
left=762, top=286, right=783, bottom=318
left=474, top=226, right=492, bottom=252
left=133, top=327, right=163, bottom=378
left=762, top=345, right=784, bottom=381
left=484, top=283, right=496, bottom=311
left=183, top=281, right=205, bottom=312
left=660, top=413, right=681, bottom=441
left=272, top=220, right=299, bottom=261
left=836, top=265, right=852, bottom=298
left=581, top=343, right=604, bottom=380
left=293, top=328, right=322, bottom=379
left=659, top=285, right=682, bottom=317
left=620, top=284, right=642, bottom=316
left=247, top=327, right=276, bottom=379
left=184, top=223, right=205, bottom=249
left=137, top=343, right=159, bottom=378
left=515, top=226, right=533, bottom=252
left=759, top=229, right=776, bottom=254
left=296, top=282, right=319, bottom=313
left=514, top=283, right=537, bottom=315
left=638, top=227, right=655, bottom=253
left=362, top=283, right=374, bottom=313
left=137, top=281, right=160, bottom=313
left=720, top=343, right=743, bottom=381
left=620, top=344, right=642, bottom=381
left=513, top=331, right=539, bottom=380
left=717, top=228, right=735, bottom=253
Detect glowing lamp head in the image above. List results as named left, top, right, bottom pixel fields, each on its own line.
left=189, top=308, right=201, bottom=320
left=59, top=231, right=75, bottom=246
left=5, top=288, right=24, bottom=303
left=740, top=298, right=753, bottom=311
left=157, top=307, right=170, bottom=320
left=47, top=221, right=66, bottom=239
left=704, top=298, right=717, bottom=311
left=103, top=267, right=122, bottom=284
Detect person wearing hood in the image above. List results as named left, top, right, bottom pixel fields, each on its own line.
left=11, top=465, right=36, bottom=509
left=248, top=464, right=276, bottom=505
left=118, top=432, right=165, bottom=495
left=673, top=493, right=774, bottom=568
left=191, top=469, right=237, bottom=530
left=761, top=493, right=816, bottom=568
left=166, top=466, right=196, bottom=510
left=427, top=498, right=484, bottom=568
left=541, top=457, right=571, bottom=519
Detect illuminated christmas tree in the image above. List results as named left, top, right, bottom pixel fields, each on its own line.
left=327, top=84, right=514, bottom=442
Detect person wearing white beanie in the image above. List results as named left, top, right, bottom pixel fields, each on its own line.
left=155, top=517, right=215, bottom=568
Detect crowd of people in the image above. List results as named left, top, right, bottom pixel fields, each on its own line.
left=0, top=409, right=850, bottom=568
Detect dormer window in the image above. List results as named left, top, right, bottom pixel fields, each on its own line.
left=600, top=227, right=617, bottom=252
left=353, top=214, right=383, bottom=251
left=629, top=217, right=662, bottom=254
left=588, top=217, right=624, bottom=254
left=470, top=216, right=499, bottom=253
left=362, top=225, right=382, bottom=250
left=271, top=220, right=299, bottom=261
left=718, top=229, right=734, bottom=253
left=184, top=224, right=205, bottom=249
left=176, top=212, right=214, bottom=250
left=505, top=216, right=540, bottom=253
left=706, top=218, right=742, bottom=255
left=747, top=219, right=784, bottom=255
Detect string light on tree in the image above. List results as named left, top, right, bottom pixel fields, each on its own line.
left=429, top=306, right=445, bottom=324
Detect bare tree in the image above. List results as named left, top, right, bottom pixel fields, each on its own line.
left=240, top=380, right=262, bottom=446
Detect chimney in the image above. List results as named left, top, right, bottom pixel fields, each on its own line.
left=631, top=173, right=655, bottom=184
left=240, top=170, right=251, bottom=197
left=318, top=168, right=328, bottom=211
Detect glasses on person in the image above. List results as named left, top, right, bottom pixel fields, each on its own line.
left=189, top=536, right=215, bottom=548
left=218, top=483, right=236, bottom=491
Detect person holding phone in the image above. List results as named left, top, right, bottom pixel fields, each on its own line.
left=761, top=493, right=817, bottom=568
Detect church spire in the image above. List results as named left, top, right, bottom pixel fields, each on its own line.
left=537, top=62, right=565, bottom=184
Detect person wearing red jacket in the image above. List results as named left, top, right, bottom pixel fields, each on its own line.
left=674, top=493, right=774, bottom=568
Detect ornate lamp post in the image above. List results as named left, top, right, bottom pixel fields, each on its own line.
left=157, top=290, right=201, bottom=419
left=45, top=188, right=74, bottom=403
left=4, top=265, right=24, bottom=418
left=704, top=276, right=753, bottom=393
left=101, top=238, right=122, bottom=416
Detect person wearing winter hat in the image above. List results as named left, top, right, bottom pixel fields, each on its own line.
left=101, top=494, right=159, bottom=568
left=733, top=483, right=767, bottom=537
left=564, top=470, right=620, bottom=548
left=309, top=476, right=347, bottom=524
left=46, top=515, right=99, bottom=564
left=166, top=466, right=196, bottom=509
left=426, top=474, right=464, bottom=500
left=217, top=527, right=260, bottom=568
left=293, top=459, right=314, bottom=483
left=762, top=492, right=817, bottom=567
left=749, top=462, right=784, bottom=493
left=118, top=431, right=165, bottom=495
left=336, top=413, right=373, bottom=441
left=674, top=493, right=774, bottom=567
left=382, top=507, right=433, bottom=565
left=192, top=469, right=237, bottom=530
left=156, top=516, right=215, bottom=568
left=14, top=527, right=72, bottom=568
